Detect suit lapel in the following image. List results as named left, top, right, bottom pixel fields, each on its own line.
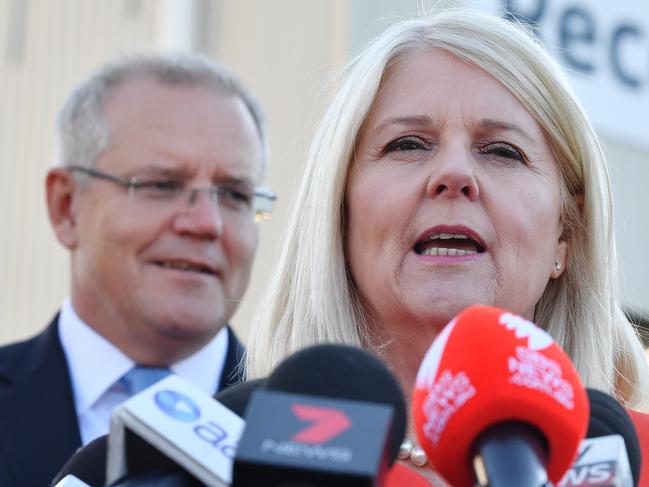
left=0, top=317, right=81, bottom=486
left=218, top=325, right=245, bottom=392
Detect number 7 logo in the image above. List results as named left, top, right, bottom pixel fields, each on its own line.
left=291, top=404, right=352, bottom=444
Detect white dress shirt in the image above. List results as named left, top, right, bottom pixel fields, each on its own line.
left=58, top=298, right=228, bottom=445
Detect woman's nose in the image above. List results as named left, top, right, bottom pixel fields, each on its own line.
left=425, top=144, right=479, bottom=201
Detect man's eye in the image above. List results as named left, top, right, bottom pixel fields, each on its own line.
left=384, top=136, right=431, bottom=153
left=150, top=180, right=183, bottom=191
left=481, top=143, right=525, bottom=163
left=142, top=181, right=183, bottom=191
left=136, top=180, right=184, bottom=198
left=219, top=187, right=253, bottom=206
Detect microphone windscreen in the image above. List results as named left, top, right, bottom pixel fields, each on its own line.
left=266, top=344, right=406, bottom=465
left=586, top=388, right=641, bottom=485
left=413, top=305, right=589, bottom=487
left=107, top=470, right=200, bottom=486
left=51, top=436, right=107, bottom=487
left=213, top=378, right=267, bottom=417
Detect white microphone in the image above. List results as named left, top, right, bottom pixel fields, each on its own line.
left=557, top=434, right=633, bottom=487
left=107, top=374, right=245, bottom=486
left=52, top=474, right=91, bottom=487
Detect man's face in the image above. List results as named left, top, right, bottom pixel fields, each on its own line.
left=69, top=77, right=262, bottom=361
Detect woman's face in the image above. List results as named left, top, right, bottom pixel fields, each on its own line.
left=345, top=49, right=567, bottom=334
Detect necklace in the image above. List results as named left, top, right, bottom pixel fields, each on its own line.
left=398, top=438, right=429, bottom=467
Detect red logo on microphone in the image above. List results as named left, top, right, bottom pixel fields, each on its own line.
left=290, top=404, right=352, bottom=444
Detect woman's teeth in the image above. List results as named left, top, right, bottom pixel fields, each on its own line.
left=426, top=233, right=468, bottom=241
left=420, top=248, right=478, bottom=256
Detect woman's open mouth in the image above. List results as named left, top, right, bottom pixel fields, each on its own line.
left=414, top=231, right=485, bottom=257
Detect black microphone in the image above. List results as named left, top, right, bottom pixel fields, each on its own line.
left=107, top=471, right=199, bottom=486
left=233, top=344, right=406, bottom=486
left=557, top=388, right=641, bottom=487
left=51, top=432, right=199, bottom=487
left=51, top=436, right=108, bottom=487
left=51, top=378, right=266, bottom=486
left=52, top=474, right=92, bottom=486
left=213, top=378, right=268, bottom=417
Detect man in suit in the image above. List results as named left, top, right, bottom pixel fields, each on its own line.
left=0, top=53, right=275, bottom=487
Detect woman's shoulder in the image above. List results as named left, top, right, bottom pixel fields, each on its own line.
left=385, top=463, right=450, bottom=486
left=627, top=409, right=649, bottom=444
left=627, top=408, right=649, bottom=425
left=627, top=409, right=649, bottom=487
left=386, top=464, right=432, bottom=486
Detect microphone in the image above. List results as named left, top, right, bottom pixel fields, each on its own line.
left=558, top=389, right=641, bottom=487
left=106, top=374, right=245, bottom=485
left=50, top=378, right=266, bottom=486
left=102, top=375, right=257, bottom=486
left=412, top=305, right=590, bottom=487
left=212, top=378, right=268, bottom=418
left=233, top=344, right=407, bottom=486
left=52, top=474, right=92, bottom=486
left=107, top=471, right=200, bottom=486
left=51, top=436, right=108, bottom=487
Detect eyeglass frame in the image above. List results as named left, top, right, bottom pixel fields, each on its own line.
left=66, top=165, right=276, bottom=221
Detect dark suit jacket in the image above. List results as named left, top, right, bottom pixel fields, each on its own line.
left=0, top=315, right=245, bottom=487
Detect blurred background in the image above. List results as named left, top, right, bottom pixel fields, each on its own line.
left=1, top=0, right=648, bottom=355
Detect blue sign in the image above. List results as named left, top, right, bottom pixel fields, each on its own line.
left=154, top=389, right=201, bottom=422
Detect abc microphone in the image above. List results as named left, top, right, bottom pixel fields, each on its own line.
left=51, top=379, right=266, bottom=487
left=557, top=389, right=641, bottom=487
left=412, top=305, right=589, bottom=487
left=233, top=344, right=407, bottom=486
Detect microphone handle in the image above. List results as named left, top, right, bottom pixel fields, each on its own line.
left=472, top=421, right=551, bottom=487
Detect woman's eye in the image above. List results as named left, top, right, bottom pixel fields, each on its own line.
left=481, top=143, right=525, bottom=163
left=384, top=136, right=430, bottom=153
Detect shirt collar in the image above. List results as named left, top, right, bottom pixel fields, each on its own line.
left=58, top=298, right=133, bottom=415
left=59, top=298, right=229, bottom=414
left=171, top=325, right=228, bottom=396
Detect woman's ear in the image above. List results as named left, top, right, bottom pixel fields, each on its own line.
left=46, top=168, right=80, bottom=249
left=552, top=191, right=580, bottom=279
left=551, top=239, right=568, bottom=279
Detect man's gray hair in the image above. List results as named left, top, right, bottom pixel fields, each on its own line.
left=57, top=52, right=268, bottom=175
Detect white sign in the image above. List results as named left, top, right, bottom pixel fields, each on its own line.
left=467, top=0, right=649, bottom=148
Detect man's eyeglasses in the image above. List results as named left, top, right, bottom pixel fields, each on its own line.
left=67, top=165, right=276, bottom=221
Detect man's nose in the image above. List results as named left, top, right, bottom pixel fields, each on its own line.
left=172, top=188, right=224, bottom=240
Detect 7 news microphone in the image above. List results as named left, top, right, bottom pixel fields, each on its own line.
left=232, top=344, right=407, bottom=486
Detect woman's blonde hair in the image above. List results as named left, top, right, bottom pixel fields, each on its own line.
left=246, top=8, right=649, bottom=410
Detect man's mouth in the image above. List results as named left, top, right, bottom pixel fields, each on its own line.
left=414, top=232, right=485, bottom=257
left=154, top=260, right=217, bottom=276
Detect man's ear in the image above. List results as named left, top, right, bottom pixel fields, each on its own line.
left=46, top=168, right=81, bottom=249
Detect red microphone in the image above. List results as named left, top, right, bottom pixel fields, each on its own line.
left=412, top=305, right=589, bottom=487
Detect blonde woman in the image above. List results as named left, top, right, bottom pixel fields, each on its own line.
left=247, top=9, right=649, bottom=485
